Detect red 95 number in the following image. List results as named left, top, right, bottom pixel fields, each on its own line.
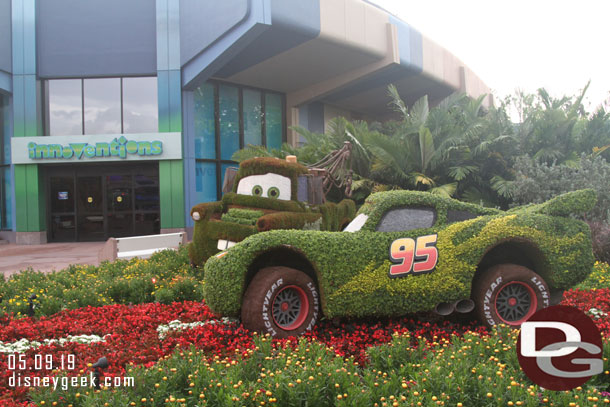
left=389, top=234, right=438, bottom=277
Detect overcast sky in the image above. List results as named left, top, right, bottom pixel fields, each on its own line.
left=370, top=0, right=610, bottom=112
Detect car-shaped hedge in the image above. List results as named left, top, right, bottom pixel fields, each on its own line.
left=189, top=157, right=356, bottom=267
left=203, top=189, right=596, bottom=338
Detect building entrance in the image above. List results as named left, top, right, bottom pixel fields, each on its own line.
left=47, top=164, right=160, bottom=242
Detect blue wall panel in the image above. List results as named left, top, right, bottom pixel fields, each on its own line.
left=0, top=71, right=11, bottom=93
left=181, top=0, right=272, bottom=89
left=179, top=0, right=249, bottom=66
left=0, top=0, right=11, bottom=74
left=37, top=0, right=156, bottom=77
left=215, top=0, right=321, bottom=78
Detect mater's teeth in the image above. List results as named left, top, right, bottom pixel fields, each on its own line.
left=217, top=239, right=228, bottom=250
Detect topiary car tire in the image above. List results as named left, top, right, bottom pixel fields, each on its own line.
left=473, top=264, right=550, bottom=327
left=241, top=267, right=320, bottom=338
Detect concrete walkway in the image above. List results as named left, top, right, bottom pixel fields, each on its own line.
left=0, top=242, right=104, bottom=277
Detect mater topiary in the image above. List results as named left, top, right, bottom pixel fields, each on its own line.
left=189, top=157, right=356, bottom=267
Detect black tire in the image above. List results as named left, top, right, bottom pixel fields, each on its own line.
left=472, top=264, right=550, bottom=327
left=241, top=267, right=320, bottom=338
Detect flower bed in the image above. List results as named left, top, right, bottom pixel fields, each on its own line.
left=0, top=247, right=203, bottom=317
left=0, top=288, right=607, bottom=405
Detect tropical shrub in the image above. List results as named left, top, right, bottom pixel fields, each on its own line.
left=509, top=154, right=610, bottom=223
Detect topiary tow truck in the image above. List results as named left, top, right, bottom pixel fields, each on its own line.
left=203, top=189, right=596, bottom=338
left=188, top=156, right=356, bottom=267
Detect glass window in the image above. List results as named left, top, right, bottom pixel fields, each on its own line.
left=194, top=83, right=216, bottom=159
left=195, top=161, right=217, bottom=204
left=376, top=207, right=436, bottom=232
left=243, top=89, right=262, bottom=146
left=265, top=93, right=283, bottom=150
left=47, top=77, right=157, bottom=136
left=193, top=81, right=285, bottom=202
left=122, top=77, right=158, bottom=133
left=219, top=84, right=239, bottom=160
left=84, top=78, right=121, bottom=134
left=48, top=79, right=83, bottom=136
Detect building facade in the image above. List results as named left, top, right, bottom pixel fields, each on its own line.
left=0, top=0, right=490, bottom=244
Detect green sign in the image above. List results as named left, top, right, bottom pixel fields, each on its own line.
left=27, top=136, right=163, bottom=160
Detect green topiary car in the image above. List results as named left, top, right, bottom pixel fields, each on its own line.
left=203, top=189, right=596, bottom=338
left=188, top=157, right=356, bottom=267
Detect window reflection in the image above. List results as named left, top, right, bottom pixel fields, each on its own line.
left=123, top=77, right=158, bottom=133
left=193, top=81, right=285, bottom=202
left=243, top=89, right=262, bottom=146
left=49, top=79, right=83, bottom=136
left=265, top=93, right=283, bottom=150
left=84, top=78, right=121, bottom=134
left=194, top=83, right=215, bottom=159
left=219, top=85, right=239, bottom=160
left=46, top=77, right=158, bottom=136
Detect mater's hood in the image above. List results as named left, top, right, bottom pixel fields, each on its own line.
left=513, top=189, right=597, bottom=217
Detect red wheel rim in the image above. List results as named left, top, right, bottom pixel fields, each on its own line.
left=494, top=281, right=537, bottom=325
left=271, top=285, right=309, bottom=330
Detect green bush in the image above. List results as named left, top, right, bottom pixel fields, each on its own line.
left=510, top=155, right=610, bottom=223
left=576, top=261, right=610, bottom=290
left=0, top=246, right=201, bottom=317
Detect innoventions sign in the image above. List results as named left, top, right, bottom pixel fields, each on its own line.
left=11, top=133, right=182, bottom=164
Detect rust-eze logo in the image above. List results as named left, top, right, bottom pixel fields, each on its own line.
left=516, top=305, right=604, bottom=391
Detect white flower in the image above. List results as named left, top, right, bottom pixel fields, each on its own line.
left=156, top=318, right=237, bottom=340
left=0, top=334, right=109, bottom=353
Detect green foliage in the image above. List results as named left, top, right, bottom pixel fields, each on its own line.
left=0, top=246, right=203, bottom=317
left=204, top=190, right=594, bottom=318
left=221, top=208, right=264, bottom=226
left=231, top=144, right=286, bottom=162
left=31, top=327, right=610, bottom=407
left=576, top=261, right=610, bottom=290
left=256, top=212, right=322, bottom=231
left=509, top=155, right=610, bottom=223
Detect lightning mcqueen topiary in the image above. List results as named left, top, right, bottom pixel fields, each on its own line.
left=203, top=189, right=596, bottom=338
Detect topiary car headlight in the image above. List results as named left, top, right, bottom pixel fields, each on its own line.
left=192, top=211, right=201, bottom=221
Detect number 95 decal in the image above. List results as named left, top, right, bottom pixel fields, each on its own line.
left=389, top=234, right=438, bottom=278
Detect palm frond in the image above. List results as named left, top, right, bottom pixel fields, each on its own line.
left=387, top=84, right=408, bottom=118
left=448, top=165, right=478, bottom=181
left=490, top=175, right=515, bottom=199
left=429, top=182, right=457, bottom=197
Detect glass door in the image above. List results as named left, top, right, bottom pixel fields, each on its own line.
left=76, top=176, right=105, bottom=241
left=47, top=164, right=160, bottom=242
left=49, top=176, right=76, bottom=241
left=106, top=174, right=134, bottom=237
